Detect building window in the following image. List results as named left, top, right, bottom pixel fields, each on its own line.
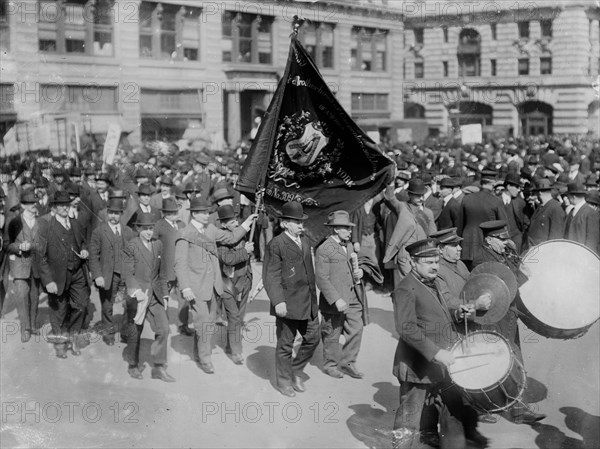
left=414, top=61, right=424, bottom=78
left=299, top=22, right=335, bottom=69
left=540, top=57, right=552, bottom=75
left=222, top=11, right=273, bottom=64
left=491, top=59, right=497, bottom=76
left=351, top=27, right=387, bottom=72
left=351, top=93, right=389, bottom=115
left=0, top=1, right=9, bottom=52
left=442, top=27, right=448, bottom=43
left=443, top=61, right=448, bottom=77
left=518, top=58, right=530, bottom=75
left=38, top=0, right=115, bottom=56
left=490, top=23, right=497, bottom=40
left=518, top=21, right=530, bottom=39
left=457, top=28, right=481, bottom=77
left=139, top=2, right=201, bottom=61
left=39, top=84, right=118, bottom=112
left=414, top=27, right=424, bottom=45
left=540, top=20, right=552, bottom=39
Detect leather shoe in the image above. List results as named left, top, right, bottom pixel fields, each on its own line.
left=340, top=364, right=364, bottom=379
left=231, top=354, right=244, bottom=365
left=104, top=339, right=115, bottom=346
left=128, top=366, right=143, bottom=380
left=465, top=429, right=489, bottom=448
left=21, top=330, right=31, bottom=343
left=323, top=368, right=344, bottom=379
left=292, top=375, right=306, bottom=393
left=276, top=385, right=296, bottom=397
left=120, top=334, right=128, bottom=344
left=179, top=325, right=195, bottom=336
left=66, top=342, right=81, bottom=356
left=151, top=366, right=176, bottom=382
left=199, top=362, right=215, bottom=374
left=419, top=431, right=440, bottom=448
left=512, top=407, right=546, bottom=425
left=55, top=346, right=68, bottom=359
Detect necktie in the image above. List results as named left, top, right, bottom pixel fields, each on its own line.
left=114, top=226, right=120, bottom=236
left=65, top=219, right=71, bottom=231
left=565, top=210, right=574, bottom=235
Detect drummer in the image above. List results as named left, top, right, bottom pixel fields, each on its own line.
left=472, top=220, right=546, bottom=425
left=391, top=238, right=488, bottom=449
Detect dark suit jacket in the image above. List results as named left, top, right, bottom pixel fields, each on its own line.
left=38, top=217, right=88, bottom=296
left=392, top=272, right=462, bottom=384
left=436, top=197, right=462, bottom=231
left=263, top=232, right=318, bottom=321
left=437, top=258, right=469, bottom=298
left=6, top=215, right=44, bottom=279
left=89, top=222, right=136, bottom=288
left=526, top=198, right=565, bottom=249
left=122, top=237, right=168, bottom=304
left=153, top=218, right=185, bottom=283
left=315, top=236, right=364, bottom=316
left=424, top=193, right=443, bottom=221
left=564, top=203, right=600, bottom=255
left=504, top=196, right=528, bottom=253
left=459, top=189, right=508, bottom=261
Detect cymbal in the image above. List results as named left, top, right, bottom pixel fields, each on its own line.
left=462, top=273, right=511, bottom=324
left=471, top=262, right=518, bottom=301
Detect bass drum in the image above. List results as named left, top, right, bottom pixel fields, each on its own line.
left=518, top=240, right=600, bottom=339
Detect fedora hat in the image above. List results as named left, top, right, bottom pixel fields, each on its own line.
left=66, top=183, right=80, bottom=197
left=20, top=190, right=38, bottom=204
left=407, top=178, right=426, bottom=195
left=532, top=178, right=553, bottom=191
left=324, top=210, right=355, bottom=227
left=586, top=190, right=600, bottom=207
left=137, top=183, right=155, bottom=196
left=566, top=182, right=587, bottom=196
left=52, top=190, right=72, bottom=205
left=97, top=172, right=112, bottom=184
left=106, top=198, right=125, bottom=212
left=188, top=197, right=211, bottom=212
left=160, top=175, right=174, bottom=186
left=133, top=212, right=156, bottom=227
left=212, top=187, right=233, bottom=204
left=280, top=201, right=308, bottom=220
left=161, top=197, right=181, bottom=213
left=183, top=181, right=202, bottom=193
left=217, top=205, right=237, bottom=222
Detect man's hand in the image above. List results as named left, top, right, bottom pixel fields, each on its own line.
left=335, top=298, right=348, bottom=312
left=353, top=268, right=364, bottom=281
left=163, top=297, right=169, bottom=310
left=475, top=293, right=492, bottom=310
left=242, top=214, right=259, bottom=228
left=135, top=290, right=148, bottom=303
left=434, top=349, right=455, bottom=368
left=353, top=242, right=360, bottom=253
left=182, top=288, right=196, bottom=302
left=46, top=282, right=58, bottom=294
left=275, top=302, right=287, bottom=317
left=20, top=241, right=31, bottom=252
left=79, top=249, right=89, bottom=259
left=244, top=242, right=254, bottom=253
left=95, top=277, right=106, bottom=289
left=458, top=304, right=475, bottom=319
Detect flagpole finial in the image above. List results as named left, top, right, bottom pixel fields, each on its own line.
left=292, top=15, right=304, bottom=37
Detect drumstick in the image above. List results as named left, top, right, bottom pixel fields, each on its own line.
left=450, top=362, right=490, bottom=375
left=455, top=351, right=497, bottom=359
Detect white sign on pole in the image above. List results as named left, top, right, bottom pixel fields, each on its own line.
left=396, top=128, right=413, bottom=142
left=103, top=123, right=121, bottom=165
left=28, top=120, right=51, bottom=150
left=367, top=131, right=380, bottom=144
left=461, top=123, right=483, bottom=144
left=2, top=127, right=18, bottom=156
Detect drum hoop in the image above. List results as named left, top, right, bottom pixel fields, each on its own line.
left=523, top=239, right=600, bottom=262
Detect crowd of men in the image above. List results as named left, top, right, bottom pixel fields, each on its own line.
left=1, top=133, right=599, bottom=448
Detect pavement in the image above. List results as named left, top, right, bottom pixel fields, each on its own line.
left=0, top=263, right=598, bottom=449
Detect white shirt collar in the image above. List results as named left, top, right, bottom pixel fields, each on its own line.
left=285, top=231, right=302, bottom=245
left=190, top=219, right=205, bottom=233
left=452, top=190, right=462, bottom=199
left=571, top=200, right=586, bottom=217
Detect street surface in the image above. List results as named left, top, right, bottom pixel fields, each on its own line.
left=1, top=262, right=598, bottom=449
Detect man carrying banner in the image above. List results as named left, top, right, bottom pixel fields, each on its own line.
left=263, top=201, right=320, bottom=397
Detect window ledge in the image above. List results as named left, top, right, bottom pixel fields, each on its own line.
left=39, top=53, right=120, bottom=65
left=349, top=70, right=391, bottom=77
left=138, top=59, right=206, bottom=70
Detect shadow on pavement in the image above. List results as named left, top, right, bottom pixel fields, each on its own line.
left=561, top=407, right=600, bottom=448
left=246, top=345, right=276, bottom=386
left=523, top=376, right=549, bottom=403
left=367, top=306, right=396, bottom=338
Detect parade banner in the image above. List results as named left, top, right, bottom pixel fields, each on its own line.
left=103, top=123, right=121, bottom=166
left=461, top=123, right=483, bottom=144
left=236, top=35, right=394, bottom=245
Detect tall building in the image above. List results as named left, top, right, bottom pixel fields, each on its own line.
left=402, top=0, right=600, bottom=138
left=0, top=0, right=405, bottom=154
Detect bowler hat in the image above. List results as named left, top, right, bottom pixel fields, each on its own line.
left=407, top=178, right=426, bottom=195
left=183, top=181, right=202, bottom=193
left=324, top=210, right=355, bottom=227
left=160, top=175, right=174, bottom=186
left=70, top=167, right=82, bottom=177
left=396, top=170, right=412, bottom=181
left=66, top=183, right=80, bottom=197
left=585, top=190, right=600, bottom=207
left=52, top=190, right=72, bottom=205
left=135, top=168, right=149, bottom=179
left=188, top=197, right=211, bottom=212
left=430, top=227, right=463, bottom=245
left=137, top=183, right=155, bottom=196
left=280, top=201, right=308, bottom=220
left=106, top=198, right=125, bottom=212
left=480, top=220, right=510, bottom=239
left=504, top=172, right=522, bottom=188
left=217, top=205, right=237, bottom=222
left=566, top=182, right=587, bottom=196
left=133, top=212, right=156, bottom=226
left=20, top=191, right=38, bottom=204
left=406, top=238, right=439, bottom=258
left=161, top=197, right=181, bottom=213
left=212, top=187, right=233, bottom=204
left=97, top=172, right=112, bottom=184
left=480, top=169, right=498, bottom=181
left=109, top=188, right=127, bottom=199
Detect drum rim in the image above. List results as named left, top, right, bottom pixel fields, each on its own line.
left=522, top=239, right=600, bottom=261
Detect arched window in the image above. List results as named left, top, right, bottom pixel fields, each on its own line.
left=404, top=102, right=426, bottom=119
left=457, top=28, right=481, bottom=77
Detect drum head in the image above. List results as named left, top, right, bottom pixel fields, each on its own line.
left=519, top=240, right=600, bottom=333
left=471, top=262, right=518, bottom=301
left=462, top=273, right=511, bottom=324
left=449, top=331, right=511, bottom=390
